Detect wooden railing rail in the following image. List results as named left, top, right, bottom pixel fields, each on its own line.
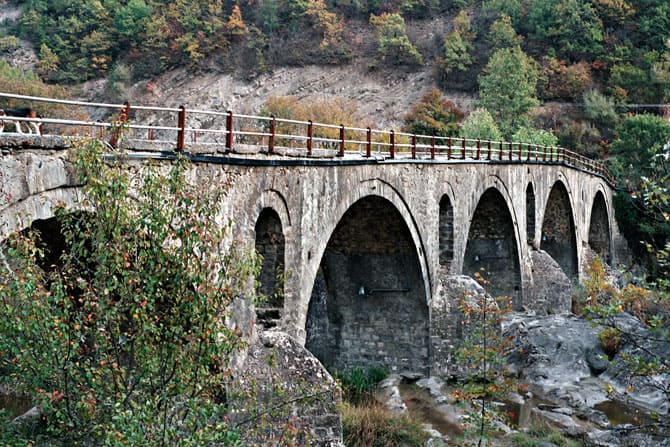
left=0, top=92, right=615, bottom=185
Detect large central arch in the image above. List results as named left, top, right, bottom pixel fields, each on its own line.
left=463, top=187, right=522, bottom=309
left=305, top=195, right=430, bottom=374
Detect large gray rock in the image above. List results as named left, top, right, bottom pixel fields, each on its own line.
left=527, top=250, right=572, bottom=314
left=230, top=331, right=343, bottom=447
left=504, top=313, right=670, bottom=417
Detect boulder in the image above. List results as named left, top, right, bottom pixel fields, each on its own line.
left=230, top=331, right=343, bottom=447
left=527, top=250, right=572, bottom=314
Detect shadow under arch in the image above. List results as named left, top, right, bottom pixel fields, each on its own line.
left=463, top=187, right=522, bottom=309
left=588, top=189, right=612, bottom=265
left=541, top=180, right=578, bottom=278
left=305, top=192, right=429, bottom=374
left=254, top=207, right=286, bottom=329
left=526, top=182, right=536, bottom=246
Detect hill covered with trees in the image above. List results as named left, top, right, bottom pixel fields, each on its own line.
left=1, top=0, right=669, bottom=267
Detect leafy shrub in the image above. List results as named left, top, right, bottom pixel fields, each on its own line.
left=512, top=126, right=558, bottom=147
left=0, top=140, right=257, bottom=445
left=0, top=36, right=20, bottom=53
left=598, top=327, right=622, bottom=358
left=461, top=108, right=502, bottom=141
left=403, top=87, right=464, bottom=137
left=332, top=367, right=388, bottom=404
left=538, top=57, right=593, bottom=101
left=369, top=13, right=423, bottom=66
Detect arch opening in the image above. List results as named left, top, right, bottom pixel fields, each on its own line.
left=526, top=183, right=536, bottom=245
left=305, top=196, right=429, bottom=374
left=541, top=181, right=578, bottom=278
left=588, top=191, right=611, bottom=265
left=463, top=188, right=522, bottom=309
left=254, top=208, right=285, bottom=329
left=439, top=195, right=454, bottom=269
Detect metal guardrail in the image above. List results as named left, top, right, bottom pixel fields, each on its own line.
left=0, top=92, right=615, bottom=185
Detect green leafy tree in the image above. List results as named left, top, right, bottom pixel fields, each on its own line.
left=369, top=13, right=423, bottom=66
left=486, top=14, right=522, bottom=52
left=113, top=0, right=153, bottom=51
left=442, top=10, right=476, bottom=76
left=583, top=89, right=620, bottom=129
left=460, top=108, right=502, bottom=141
left=593, top=0, right=635, bottom=26
left=442, top=31, right=473, bottom=75
left=402, top=87, right=464, bottom=137
left=548, top=0, right=604, bottom=59
left=512, top=126, right=558, bottom=147
left=0, top=141, right=258, bottom=445
left=36, top=43, right=60, bottom=80
left=478, top=47, right=540, bottom=137
left=609, top=114, right=670, bottom=264
left=639, top=2, right=670, bottom=51
left=481, top=0, right=522, bottom=23
left=609, top=113, right=670, bottom=187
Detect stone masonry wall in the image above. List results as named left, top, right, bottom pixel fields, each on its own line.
left=305, top=196, right=429, bottom=375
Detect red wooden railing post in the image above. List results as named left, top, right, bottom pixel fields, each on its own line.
left=225, top=111, right=233, bottom=151
left=508, top=141, right=513, bottom=160
left=109, top=101, right=130, bottom=148
left=487, top=140, right=492, bottom=160
left=176, top=105, right=186, bottom=151
left=269, top=115, right=276, bottom=154
left=461, top=137, right=466, bottom=159
left=476, top=138, right=481, bottom=160
left=412, top=134, right=417, bottom=159
left=339, top=124, right=345, bottom=157
left=431, top=135, right=435, bottom=160
left=366, top=127, right=372, bottom=157
left=307, top=120, right=313, bottom=155
left=390, top=130, right=395, bottom=159
left=447, top=137, right=452, bottom=159
left=498, top=141, right=503, bottom=160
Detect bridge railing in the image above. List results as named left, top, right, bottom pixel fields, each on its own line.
left=0, top=92, right=614, bottom=184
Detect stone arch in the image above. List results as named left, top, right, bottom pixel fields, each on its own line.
left=254, top=207, right=286, bottom=329
left=0, top=187, right=82, bottom=241
left=463, top=187, right=522, bottom=309
left=439, top=194, right=454, bottom=269
left=305, top=194, right=429, bottom=374
left=588, top=190, right=611, bottom=265
left=526, top=182, right=536, bottom=246
left=541, top=180, right=578, bottom=278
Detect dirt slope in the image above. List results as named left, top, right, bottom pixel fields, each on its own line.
left=121, top=63, right=476, bottom=130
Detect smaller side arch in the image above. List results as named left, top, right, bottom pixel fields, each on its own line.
left=252, top=189, right=292, bottom=330
left=438, top=194, right=455, bottom=269
left=526, top=182, right=536, bottom=246
left=588, top=190, right=612, bottom=265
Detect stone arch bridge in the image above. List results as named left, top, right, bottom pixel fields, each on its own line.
left=0, top=96, right=627, bottom=376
